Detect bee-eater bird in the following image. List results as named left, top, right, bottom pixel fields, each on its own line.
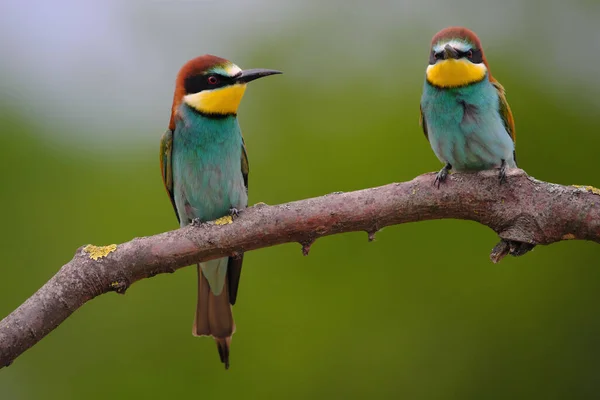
left=160, top=55, right=281, bottom=369
left=420, top=27, right=516, bottom=186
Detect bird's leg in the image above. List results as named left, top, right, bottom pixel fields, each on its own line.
left=191, top=217, right=204, bottom=226
left=498, top=159, right=507, bottom=184
left=229, top=207, right=241, bottom=220
left=434, top=163, right=452, bottom=188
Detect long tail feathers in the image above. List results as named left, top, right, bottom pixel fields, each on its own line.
left=193, top=264, right=235, bottom=369
left=215, top=337, right=232, bottom=369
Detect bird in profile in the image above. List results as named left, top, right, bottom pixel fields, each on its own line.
left=420, top=26, right=517, bottom=187
left=160, top=55, right=281, bottom=369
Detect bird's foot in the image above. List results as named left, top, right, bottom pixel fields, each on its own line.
left=229, top=207, right=241, bottom=220
left=434, top=163, right=452, bottom=188
left=498, top=159, right=507, bottom=184
left=191, top=218, right=204, bottom=227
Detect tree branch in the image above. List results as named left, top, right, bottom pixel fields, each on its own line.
left=1, top=169, right=599, bottom=367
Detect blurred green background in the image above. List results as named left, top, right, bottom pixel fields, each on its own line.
left=1, top=1, right=600, bottom=399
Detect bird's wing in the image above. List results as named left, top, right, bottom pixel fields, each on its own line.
left=226, top=137, right=249, bottom=305
left=160, top=129, right=179, bottom=223
left=491, top=79, right=516, bottom=143
left=240, top=137, right=249, bottom=191
left=492, top=79, right=517, bottom=165
left=420, top=105, right=429, bottom=142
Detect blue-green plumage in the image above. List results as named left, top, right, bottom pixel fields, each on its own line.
left=160, top=54, right=281, bottom=369
left=172, top=105, right=247, bottom=226
left=162, top=102, right=248, bottom=370
left=420, top=27, right=517, bottom=186
left=419, top=28, right=533, bottom=254
left=172, top=105, right=247, bottom=296
left=420, top=77, right=516, bottom=171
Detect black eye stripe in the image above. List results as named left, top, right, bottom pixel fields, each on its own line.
left=467, top=49, right=483, bottom=63
left=183, top=74, right=234, bottom=94
left=428, top=47, right=483, bottom=64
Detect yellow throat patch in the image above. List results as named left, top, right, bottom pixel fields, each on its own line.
left=184, top=84, right=247, bottom=115
left=426, top=59, right=487, bottom=88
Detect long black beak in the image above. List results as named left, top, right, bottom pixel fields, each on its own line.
left=443, top=44, right=459, bottom=59
left=236, top=68, right=282, bottom=83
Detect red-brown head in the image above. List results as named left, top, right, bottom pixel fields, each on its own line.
left=426, top=27, right=492, bottom=88
left=168, top=55, right=281, bottom=130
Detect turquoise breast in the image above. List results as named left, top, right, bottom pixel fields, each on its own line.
left=420, top=78, right=516, bottom=171
left=171, top=105, right=248, bottom=226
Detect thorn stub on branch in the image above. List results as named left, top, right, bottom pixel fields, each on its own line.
left=109, top=280, right=129, bottom=294
left=367, top=231, right=377, bottom=242
left=301, top=239, right=315, bottom=256
left=490, top=239, right=536, bottom=263
left=490, top=240, right=510, bottom=263
left=508, top=241, right=536, bottom=257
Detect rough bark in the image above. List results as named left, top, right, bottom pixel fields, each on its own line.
left=1, top=169, right=599, bottom=368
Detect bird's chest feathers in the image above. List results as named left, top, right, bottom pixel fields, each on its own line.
left=172, top=111, right=247, bottom=223
left=421, top=80, right=514, bottom=170
left=422, top=80, right=499, bottom=136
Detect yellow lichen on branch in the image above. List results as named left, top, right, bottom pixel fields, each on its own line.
left=83, top=244, right=117, bottom=260
left=572, top=185, right=600, bottom=196
left=214, top=216, right=233, bottom=226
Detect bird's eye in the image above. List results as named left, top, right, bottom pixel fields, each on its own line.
left=207, top=75, right=219, bottom=85
left=466, top=50, right=473, bottom=59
